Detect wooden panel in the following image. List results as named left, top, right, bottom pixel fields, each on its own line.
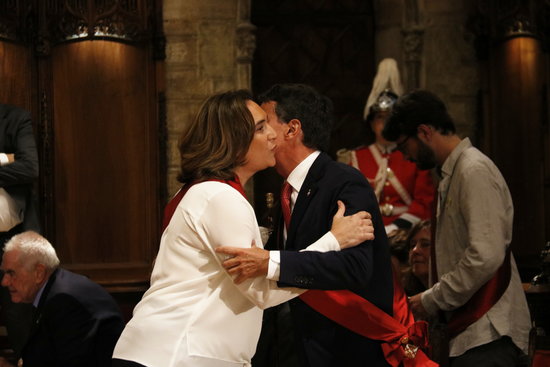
left=0, top=41, right=33, bottom=111
left=488, top=36, right=545, bottom=278
left=51, top=40, right=159, bottom=284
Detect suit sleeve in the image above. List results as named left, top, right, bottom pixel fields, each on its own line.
left=278, top=177, right=385, bottom=290
left=42, top=295, right=100, bottom=367
left=0, top=110, right=39, bottom=187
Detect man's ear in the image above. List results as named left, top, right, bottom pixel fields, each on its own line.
left=286, top=119, right=302, bottom=139
left=34, top=264, right=48, bottom=284
left=416, top=124, right=433, bottom=143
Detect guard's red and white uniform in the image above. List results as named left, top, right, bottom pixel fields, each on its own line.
left=350, top=143, right=435, bottom=230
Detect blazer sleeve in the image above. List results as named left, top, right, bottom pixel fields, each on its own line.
left=278, top=177, right=386, bottom=290
left=0, top=109, right=39, bottom=187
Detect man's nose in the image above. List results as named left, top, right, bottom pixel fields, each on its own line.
left=267, top=124, right=276, bottom=140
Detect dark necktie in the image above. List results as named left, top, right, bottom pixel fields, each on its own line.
left=281, top=181, right=292, bottom=231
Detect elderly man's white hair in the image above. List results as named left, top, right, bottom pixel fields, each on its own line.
left=4, top=231, right=60, bottom=271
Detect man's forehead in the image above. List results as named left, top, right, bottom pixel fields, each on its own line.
left=2, top=250, right=19, bottom=265
left=260, top=100, right=276, bottom=109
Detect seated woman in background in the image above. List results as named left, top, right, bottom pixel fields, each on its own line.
left=404, top=220, right=431, bottom=296
left=387, top=228, right=411, bottom=286
left=111, top=90, right=373, bottom=367
left=403, top=220, right=450, bottom=366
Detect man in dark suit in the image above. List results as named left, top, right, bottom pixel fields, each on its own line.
left=0, top=231, right=124, bottom=367
left=217, top=84, right=394, bottom=367
left=0, top=103, right=40, bottom=358
left=0, top=103, right=40, bottom=242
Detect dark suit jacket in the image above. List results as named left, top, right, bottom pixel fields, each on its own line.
left=0, top=104, right=40, bottom=238
left=261, top=152, right=393, bottom=367
left=21, top=268, right=125, bottom=367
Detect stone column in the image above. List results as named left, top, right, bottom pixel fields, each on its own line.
left=163, top=0, right=251, bottom=197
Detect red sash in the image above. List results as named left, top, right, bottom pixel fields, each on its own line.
left=299, top=269, right=438, bottom=367
left=162, top=178, right=436, bottom=365
left=446, top=249, right=512, bottom=338
left=162, top=177, right=246, bottom=231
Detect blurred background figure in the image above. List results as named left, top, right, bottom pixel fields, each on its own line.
left=338, top=58, right=435, bottom=234
left=387, top=228, right=410, bottom=286
left=401, top=220, right=449, bottom=367
left=403, top=220, right=431, bottom=297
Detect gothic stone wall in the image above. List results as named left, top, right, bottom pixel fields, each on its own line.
left=163, top=0, right=249, bottom=197
left=163, top=0, right=480, bottom=197
left=375, top=0, right=480, bottom=140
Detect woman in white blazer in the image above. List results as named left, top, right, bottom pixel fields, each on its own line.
left=112, top=90, right=373, bottom=367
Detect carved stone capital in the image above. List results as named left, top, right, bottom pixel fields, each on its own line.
left=236, top=21, right=256, bottom=63
left=402, top=26, right=424, bottom=62
left=502, top=13, right=537, bottom=39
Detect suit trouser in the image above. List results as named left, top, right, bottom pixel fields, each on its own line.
left=449, top=336, right=523, bottom=367
left=252, top=303, right=302, bottom=367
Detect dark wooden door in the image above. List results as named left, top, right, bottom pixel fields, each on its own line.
left=473, top=1, right=549, bottom=278
left=0, top=1, right=165, bottom=300
left=251, top=0, right=375, bottom=220
left=0, top=2, right=34, bottom=113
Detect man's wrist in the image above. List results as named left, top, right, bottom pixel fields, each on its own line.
left=267, top=250, right=281, bottom=280
left=0, top=153, right=8, bottom=166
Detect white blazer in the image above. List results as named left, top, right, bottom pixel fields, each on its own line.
left=113, top=182, right=333, bottom=367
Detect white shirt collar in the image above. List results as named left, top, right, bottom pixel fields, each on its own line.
left=286, top=151, right=321, bottom=194
left=33, top=279, right=49, bottom=308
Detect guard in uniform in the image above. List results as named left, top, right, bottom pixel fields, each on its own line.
left=338, top=59, right=435, bottom=233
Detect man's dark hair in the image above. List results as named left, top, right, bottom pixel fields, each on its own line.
left=257, top=83, right=333, bottom=152
left=383, top=89, right=456, bottom=142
